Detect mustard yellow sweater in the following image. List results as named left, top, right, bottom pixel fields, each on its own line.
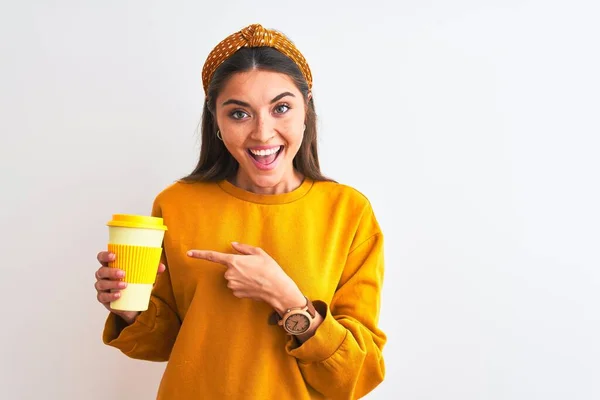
left=103, top=178, right=386, bottom=399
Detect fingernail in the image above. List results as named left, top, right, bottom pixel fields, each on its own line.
left=108, top=253, right=115, bottom=260
left=186, top=251, right=193, bottom=256
left=114, top=292, right=120, bottom=298
left=118, top=282, right=127, bottom=288
left=231, top=242, right=238, bottom=245
left=117, top=270, right=125, bottom=278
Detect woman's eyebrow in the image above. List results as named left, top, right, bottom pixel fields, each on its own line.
left=270, top=92, right=295, bottom=103
left=221, top=92, right=295, bottom=108
left=222, top=99, right=250, bottom=107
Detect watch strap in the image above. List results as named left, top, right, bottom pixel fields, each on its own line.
left=305, top=297, right=316, bottom=318
left=268, top=296, right=315, bottom=325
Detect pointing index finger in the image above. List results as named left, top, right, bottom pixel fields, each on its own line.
left=187, top=250, right=234, bottom=266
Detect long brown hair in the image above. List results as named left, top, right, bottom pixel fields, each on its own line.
left=180, top=47, right=333, bottom=183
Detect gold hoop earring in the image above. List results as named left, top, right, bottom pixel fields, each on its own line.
left=216, top=130, right=223, bottom=141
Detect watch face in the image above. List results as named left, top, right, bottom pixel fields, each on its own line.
left=284, top=313, right=310, bottom=334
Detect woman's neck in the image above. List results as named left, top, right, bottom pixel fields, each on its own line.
left=230, top=170, right=304, bottom=195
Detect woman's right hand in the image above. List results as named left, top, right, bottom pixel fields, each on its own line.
left=95, top=251, right=166, bottom=326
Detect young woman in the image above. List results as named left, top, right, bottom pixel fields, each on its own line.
left=95, top=23, right=386, bottom=399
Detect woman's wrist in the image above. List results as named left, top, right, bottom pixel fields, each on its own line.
left=116, top=311, right=140, bottom=326
left=265, top=279, right=306, bottom=316
left=263, top=277, right=325, bottom=343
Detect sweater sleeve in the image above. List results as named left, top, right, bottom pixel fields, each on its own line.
left=102, top=197, right=181, bottom=362
left=285, top=216, right=387, bottom=399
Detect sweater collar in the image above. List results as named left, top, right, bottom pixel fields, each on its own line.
left=217, top=178, right=314, bottom=205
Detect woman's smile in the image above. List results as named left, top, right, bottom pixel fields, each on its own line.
left=247, top=145, right=284, bottom=170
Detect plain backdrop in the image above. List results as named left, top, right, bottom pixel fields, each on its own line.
left=1, top=1, right=598, bottom=399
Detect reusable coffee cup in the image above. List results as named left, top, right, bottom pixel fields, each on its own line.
left=106, top=214, right=168, bottom=311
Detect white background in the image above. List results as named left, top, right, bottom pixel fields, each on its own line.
left=1, top=1, right=599, bottom=399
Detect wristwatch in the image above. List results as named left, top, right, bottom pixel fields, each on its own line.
left=274, top=296, right=317, bottom=335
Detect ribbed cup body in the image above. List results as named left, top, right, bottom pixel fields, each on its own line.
left=107, top=224, right=165, bottom=311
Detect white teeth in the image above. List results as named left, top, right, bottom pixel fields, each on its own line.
left=249, top=146, right=281, bottom=156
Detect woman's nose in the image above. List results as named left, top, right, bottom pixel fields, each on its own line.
left=250, top=115, right=276, bottom=142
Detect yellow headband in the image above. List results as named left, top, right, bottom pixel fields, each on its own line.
left=201, top=23, right=313, bottom=96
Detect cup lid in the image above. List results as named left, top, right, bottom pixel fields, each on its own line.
left=107, top=214, right=168, bottom=231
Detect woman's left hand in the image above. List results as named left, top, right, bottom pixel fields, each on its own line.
left=187, top=242, right=304, bottom=312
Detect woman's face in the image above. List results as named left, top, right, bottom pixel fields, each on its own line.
left=215, top=69, right=307, bottom=194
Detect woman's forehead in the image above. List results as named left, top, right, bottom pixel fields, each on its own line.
left=218, top=70, right=300, bottom=101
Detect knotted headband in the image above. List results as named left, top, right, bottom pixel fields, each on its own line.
left=201, top=23, right=313, bottom=95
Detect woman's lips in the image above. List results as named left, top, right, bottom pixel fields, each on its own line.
left=246, top=146, right=283, bottom=171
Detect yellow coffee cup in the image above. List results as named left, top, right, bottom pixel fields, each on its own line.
left=106, top=214, right=168, bottom=311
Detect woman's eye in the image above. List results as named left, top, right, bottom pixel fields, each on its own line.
left=231, top=110, right=249, bottom=120
left=274, top=104, right=290, bottom=114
